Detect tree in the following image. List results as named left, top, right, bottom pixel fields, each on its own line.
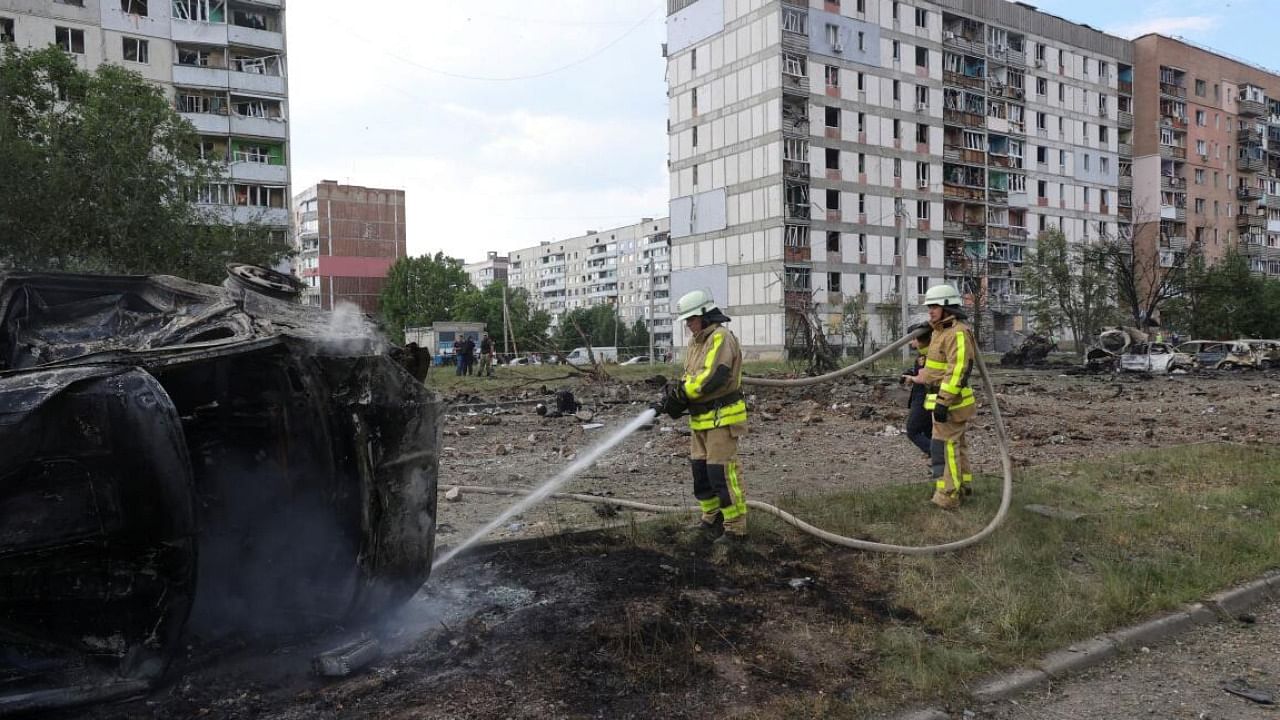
left=554, top=305, right=624, bottom=352
left=624, top=319, right=650, bottom=356
left=453, top=282, right=550, bottom=353
left=378, top=253, right=473, bottom=343
left=840, top=293, right=871, bottom=359
left=1022, top=228, right=1115, bottom=355
left=0, top=46, right=285, bottom=281
left=1096, top=232, right=1187, bottom=329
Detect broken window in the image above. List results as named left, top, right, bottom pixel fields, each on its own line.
left=172, top=0, right=224, bottom=22
left=122, top=37, right=149, bottom=63
left=177, top=91, right=224, bottom=114
left=230, top=53, right=282, bottom=76
left=121, top=0, right=148, bottom=15
left=234, top=184, right=285, bottom=208
left=784, top=266, right=811, bottom=291
left=231, top=96, right=280, bottom=118
left=196, top=183, right=230, bottom=205
left=231, top=9, right=272, bottom=30
left=55, top=26, right=85, bottom=54
left=0, top=17, right=13, bottom=43
left=178, top=47, right=212, bottom=66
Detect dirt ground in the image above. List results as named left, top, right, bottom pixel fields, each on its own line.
left=980, top=597, right=1280, bottom=720
left=435, top=366, right=1280, bottom=547
left=69, top=365, right=1280, bottom=720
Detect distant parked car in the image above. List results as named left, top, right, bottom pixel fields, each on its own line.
left=1175, top=340, right=1232, bottom=369
left=1216, top=341, right=1267, bottom=370
left=620, top=355, right=650, bottom=365
left=507, top=355, right=541, bottom=366
left=1119, top=342, right=1193, bottom=373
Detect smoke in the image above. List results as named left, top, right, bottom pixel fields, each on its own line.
left=319, top=301, right=387, bottom=356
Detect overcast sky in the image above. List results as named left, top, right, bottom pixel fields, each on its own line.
left=285, top=0, right=1279, bottom=264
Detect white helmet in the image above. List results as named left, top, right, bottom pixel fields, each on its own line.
left=676, top=289, right=717, bottom=321
left=923, top=283, right=963, bottom=307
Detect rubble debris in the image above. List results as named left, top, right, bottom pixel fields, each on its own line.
left=0, top=268, right=441, bottom=712
left=1000, top=333, right=1057, bottom=366
left=445, top=487, right=462, bottom=501
left=1220, top=678, right=1275, bottom=705
left=313, top=637, right=382, bottom=678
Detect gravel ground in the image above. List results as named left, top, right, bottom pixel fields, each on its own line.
left=979, top=598, right=1280, bottom=720
left=433, top=368, right=1280, bottom=548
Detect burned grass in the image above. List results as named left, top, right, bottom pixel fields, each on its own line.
left=75, top=444, right=1279, bottom=720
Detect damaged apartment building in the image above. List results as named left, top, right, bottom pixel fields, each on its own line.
left=0, top=0, right=291, bottom=243
left=665, top=0, right=1128, bottom=357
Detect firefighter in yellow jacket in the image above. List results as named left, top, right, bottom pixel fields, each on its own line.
left=905, top=284, right=977, bottom=509
left=652, top=289, right=748, bottom=540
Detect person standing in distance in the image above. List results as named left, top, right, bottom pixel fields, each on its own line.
left=904, top=284, right=977, bottom=509
left=652, top=289, right=748, bottom=541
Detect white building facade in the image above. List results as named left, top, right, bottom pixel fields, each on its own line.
left=464, top=251, right=509, bottom=290
left=506, top=217, right=674, bottom=351
left=665, top=0, right=1129, bottom=357
left=0, top=0, right=291, bottom=240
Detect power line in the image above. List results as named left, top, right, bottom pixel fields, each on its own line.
left=317, top=6, right=659, bottom=83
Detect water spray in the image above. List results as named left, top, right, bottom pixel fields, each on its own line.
left=432, top=408, right=658, bottom=570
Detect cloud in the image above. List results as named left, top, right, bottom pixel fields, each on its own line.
left=1107, top=14, right=1219, bottom=39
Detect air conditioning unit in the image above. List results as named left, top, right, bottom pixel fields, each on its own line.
left=915, top=101, right=928, bottom=112
left=832, top=42, right=844, bottom=54
left=944, top=31, right=956, bottom=41
left=1098, top=108, right=1108, bottom=117
left=1033, top=59, right=1045, bottom=69
left=918, top=178, right=930, bottom=189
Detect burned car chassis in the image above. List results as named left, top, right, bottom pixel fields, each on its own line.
left=0, top=271, right=441, bottom=714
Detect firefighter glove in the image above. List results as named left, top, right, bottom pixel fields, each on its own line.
left=932, top=403, right=949, bottom=423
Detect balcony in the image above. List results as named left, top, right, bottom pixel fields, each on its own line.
left=228, top=25, right=284, bottom=51
left=1237, top=156, right=1265, bottom=173
left=1118, top=142, right=1132, bottom=157
left=1238, top=185, right=1263, bottom=201
left=943, top=71, right=985, bottom=90
left=943, top=109, right=985, bottom=128
left=1159, top=82, right=1186, bottom=99
left=1237, top=214, right=1265, bottom=231
left=782, top=73, right=810, bottom=94
left=1238, top=98, right=1266, bottom=117
left=1008, top=226, right=1029, bottom=240
left=171, top=19, right=228, bottom=45
left=229, top=70, right=286, bottom=95
left=1267, top=194, right=1280, bottom=211
left=1118, top=111, right=1133, bottom=128
left=180, top=111, right=229, bottom=134
left=1163, top=236, right=1187, bottom=251
left=173, top=64, right=229, bottom=88
left=230, top=115, right=287, bottom=139
left=1119, top=80, right=1133, bottom=95
left=943, top=145, right=986, bottom=165
left=230, top=161, right=288, bottom=183
left=1159, top=175, right=1186, bottom=191
left=782, top=30, right=807, bottom=53
left=1119, top=174, right=1133, bottom=189
left=1175, top=206, right=1186, bottom=222
left=198, top=205, right=290, bottom=226
left=1159, top=145, right=1187, bottom=160
left=943, top=184, right=986, bottom=201
left=942, top=33, right=984, bottom=56
left=1238, top=128, right=1263, bottom=144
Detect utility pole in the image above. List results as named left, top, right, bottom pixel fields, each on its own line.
left=501, top=283, right=511, bottom=356
left=647, top=253, right=656, bottom=365
left=896, top=197, right=911, bottom=362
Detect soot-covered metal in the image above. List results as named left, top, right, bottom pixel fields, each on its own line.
left=0, top=267, right=441, bottom=714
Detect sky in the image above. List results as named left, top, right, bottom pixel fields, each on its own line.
left=286, top=0, right=1280, bottom=264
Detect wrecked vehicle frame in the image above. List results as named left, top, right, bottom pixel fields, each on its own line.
left=0, top=269, right=441, bottom=715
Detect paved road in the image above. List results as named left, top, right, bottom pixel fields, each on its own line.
left=979, top=599, right=1280, bottom=719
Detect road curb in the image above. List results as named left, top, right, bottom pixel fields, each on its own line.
left=967, top=573, right=1280, bottom=708
left=1206, top=571, right=1280, bottom=618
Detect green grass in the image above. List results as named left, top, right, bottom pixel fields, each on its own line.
left=603, top=444, right=1280, bottom=716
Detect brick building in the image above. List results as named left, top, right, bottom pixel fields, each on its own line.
left=293, top=181, right=407, bottom=313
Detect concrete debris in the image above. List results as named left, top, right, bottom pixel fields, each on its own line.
left=313, top=637, right=381, bottom=678
left=445, top=487, right=461, bottom=501
left=875, top=425, right=902, bottom=437
left=478, top=415, right=502, bottom=426
left=1220, top=678, right=1274, bottom=705
left=787, top=577, right=814, bottom=590
left=582, top=423, right=605, bottom=430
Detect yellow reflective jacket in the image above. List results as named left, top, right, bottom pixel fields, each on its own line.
left=681, top=323, right=747, bottom=430
left=919, top=315, right=977, bottom=415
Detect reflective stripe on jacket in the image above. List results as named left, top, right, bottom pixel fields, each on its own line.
left=919, top=315, right=976, bottom=412
left=682, top=323, right=747, bottom=430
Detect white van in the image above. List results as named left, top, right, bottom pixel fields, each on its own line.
left=565, top=346, right=618, bottom=366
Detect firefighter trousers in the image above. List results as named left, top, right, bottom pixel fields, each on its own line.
left=929, top=415, right=973, bottom=496
left=689, top=425, right=747, bottom=534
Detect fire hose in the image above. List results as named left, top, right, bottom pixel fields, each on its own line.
left=444, top=328, right=1014, bottom=556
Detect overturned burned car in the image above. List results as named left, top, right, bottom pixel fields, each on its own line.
left=0, top=267, right=441, bottom=713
